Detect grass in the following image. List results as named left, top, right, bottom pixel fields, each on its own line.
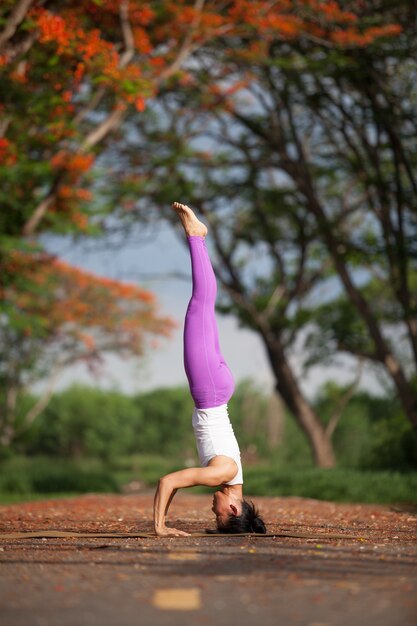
left=243, top=465, right=417, bottom=504
left=0, top=455, right=119, bottom=498
left=1, top=455, right=416, bottom=506
left=111, top=454, right=182, bottom=486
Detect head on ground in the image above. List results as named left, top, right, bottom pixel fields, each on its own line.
left=210, top=491, right=266, bottom=534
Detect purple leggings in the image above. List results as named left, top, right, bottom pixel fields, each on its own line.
left=183, top=236, right=235, bottom=409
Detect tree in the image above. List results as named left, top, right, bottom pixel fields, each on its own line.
left=1, top=0, right=226, bottom=441
left=1, top=1, right=395, bottom=238
left=118, top=2, right=411, bottom=465
left=0, top=0, right=265, bottom=239
left=0, top=247, right=175, bottom=445
left=1, top=1, right=412, bottom=464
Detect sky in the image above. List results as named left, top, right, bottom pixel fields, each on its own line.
left=42, top=222, right=386, bottom=399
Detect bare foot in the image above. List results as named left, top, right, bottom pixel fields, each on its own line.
left=171, top=202, right=208, bottom=237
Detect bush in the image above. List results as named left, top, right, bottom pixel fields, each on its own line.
left=131, top=387, right=195, bottom=455
left=243, top=465, right=417, bottom=504
left=367, top=406, right=417, bottom=471
left=6, top=381, right=417, bottom=476
left=0, top=456, right=119, bottom=494
left=21, top=386, right=140, bottom=461
left=313, top=384, right=417, bottom=471
left=18, top=384, right=197, bottom=461
left=1, top=453, right=416, bottom=505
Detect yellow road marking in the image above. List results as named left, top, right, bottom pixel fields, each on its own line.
left=168, top=551, right=198, bottom=561
left=152, top=588, right=201, bottom=611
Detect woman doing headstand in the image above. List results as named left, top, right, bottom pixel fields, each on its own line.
left=153, top=202, right=266, bottom=537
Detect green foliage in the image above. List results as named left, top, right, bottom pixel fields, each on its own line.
left=279, top=411, right=315, bottom=468
left=243, top=466, right=417, bottom=504
left=129, top=1, right=417, bottom=442
left=131, top=387, right=195, bottom=456
left=18, top=384, right=197, bottom=461
left=111, top=454, right=183, bottom=486
left=305, top=299, right=374, bottom=368
left=0, top=456, right=118, bottom=495
left=2, top=380, right=416, bottom=503
left=1, top=455, right=416, bottom=505
left=228, top=380, right=273, bottom=458
left=367, top=403, right=417, bottom=471
left=22, top=386, right=140, bottom=461
left=0, top=452, right=183, bottom=500
left=314, top=383, right=417, bottom=471
left=10, top=381, right=417, bottom=473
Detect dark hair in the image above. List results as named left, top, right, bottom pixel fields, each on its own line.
left=209, top=500, right=267, bottom=534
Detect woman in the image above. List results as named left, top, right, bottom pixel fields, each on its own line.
left=153, top=202, right=266, bottom=537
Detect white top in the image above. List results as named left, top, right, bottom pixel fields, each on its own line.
left=192, top=403, right=243, bottom=485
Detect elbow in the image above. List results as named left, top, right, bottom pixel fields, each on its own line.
left=158, top=475, right=173, bottom=490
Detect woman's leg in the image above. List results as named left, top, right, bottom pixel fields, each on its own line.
left=183, top=235, right=235, bottom=408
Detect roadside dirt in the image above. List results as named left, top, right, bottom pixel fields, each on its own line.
left=0, top=493, right=416, bottom=626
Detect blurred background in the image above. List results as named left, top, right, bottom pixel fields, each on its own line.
left=1, top=0, right=416, bottom=504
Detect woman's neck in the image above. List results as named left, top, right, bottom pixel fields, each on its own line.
left=221, top=484, right=243, bottom=499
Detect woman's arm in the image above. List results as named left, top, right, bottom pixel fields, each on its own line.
left=153, top=465, right=231, bottom=537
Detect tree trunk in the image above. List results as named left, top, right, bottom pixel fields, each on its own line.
left=305, top=190, right=417, bottom=429
left=262, top=333, right=336, bottom=468
left=208, top=217, right=337, bottom=468
left=277, top=147, right=417, bottom=430
left=0, top=383, right=18, bottom=446
left=265, top=392, right=285, bottom=451
left=0, top=0, right=35, bottom=52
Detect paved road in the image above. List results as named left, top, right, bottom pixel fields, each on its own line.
left=1, top=493, right=416, bottom=626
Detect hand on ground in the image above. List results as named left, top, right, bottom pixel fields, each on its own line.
left=155, top=526, right=191, bottom=537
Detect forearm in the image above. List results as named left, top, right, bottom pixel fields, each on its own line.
left=153, top=465, right=227, bottom=536
left=153, top=476, right=176, bottom=532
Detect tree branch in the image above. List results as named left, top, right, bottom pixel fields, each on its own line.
left=158, top=0, right=206, bottom=82
left=325, top=358, right=364, bottom=440
left=1, top=30, right=38, bottom=64
left=22, top=176, right=63, bottom=237
left=119, top=0, right=135, bottom=68
left=73, top=1, right=133, bottom=127
left=22, top=0, right=209, bottom=238
left=18, top=364, right=63, bottom=434
left=0, top=0, right=35, bottom=51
